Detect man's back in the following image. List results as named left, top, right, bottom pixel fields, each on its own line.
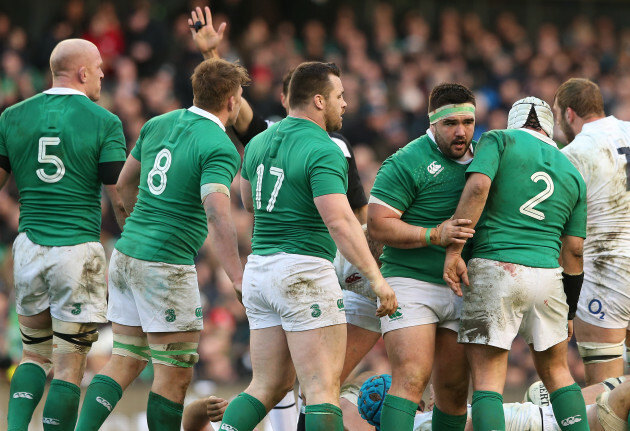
left=0, top=90, right=126, bottom=246
left=469, top=128, right=587, bottom=268
left=242, top=116, right=348, bottom=262
left=116, top=108, right=241, bottom=265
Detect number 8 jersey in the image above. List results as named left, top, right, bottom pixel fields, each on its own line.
left=115, top=107, right=241, bottom=265
left=468, top=128, right=587, bottom=268
left=0, top=88, right=126, bottom=246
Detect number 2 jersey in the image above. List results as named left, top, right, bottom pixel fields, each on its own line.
left=0, top=88, right=126, bottom=246
left=561, top=116, right=630, bottom=297
left=468, top=128, right=587, bottom=268
left=115, top=107, right=241, bottom=265
left=241, top=116, right=348, bottom=262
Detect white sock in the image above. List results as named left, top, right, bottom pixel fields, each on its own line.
left=269, top=390, right=297, bottom=431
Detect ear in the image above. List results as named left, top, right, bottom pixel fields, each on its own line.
left=227, top=95, right=235, bottom=112
left=78, top=66, right=87, bottom=83
left=565, top=107, right=575, bottom=123
left=313, top=94, right=325, bottom=111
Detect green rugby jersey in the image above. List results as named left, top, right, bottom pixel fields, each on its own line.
left=115, top=107, right=240, bottom=265
left=371, top=133, right=473, bottom=285
left=468, top=128, right=587, bottom=267
left=241, top=116, right=348, bottom=262
left=0, top=88, right=126, bottom=246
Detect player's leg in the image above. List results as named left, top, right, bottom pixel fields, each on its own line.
left=586, top=380, right=630, bottom=431
left=8, top=311, right=53, bottom=431
left=75, top=323, right=148, bottom=431
left=574, top=317, right=626, bottom=385
left=431, top=327, right=469, bottom=431
left=221, top=325, right=296, bottom=431
left=287, top=323, right=346, bottom=431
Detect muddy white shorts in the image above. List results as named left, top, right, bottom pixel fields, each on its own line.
left=575, top=279, right=630, bottom=330
left=343, top=290, right=380, bottom=333
left=13, top=232, right=107, bottom=323
left=243, top=253, right=346, bottom=332
left=379, top=277, right=462, bottom=335
left=107, top=249, right=203, bottom=332
left=458, top=258, right=568, bottom=351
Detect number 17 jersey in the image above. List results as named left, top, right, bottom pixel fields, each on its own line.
left=115, top=108, right=241, bottom=265
left=468, top=128, right=587, bottom=268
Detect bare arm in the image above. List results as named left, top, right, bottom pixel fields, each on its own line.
left=116, top=154, right=141, bottom=215
left=240, top=176, right=254, bottom=213
left=368, top=203, right=473, bottom=249
left=314, top=193, right=397, bottom=316
left=560, top=235, right=584, bottom=275
left=0, top=168, right=10, bottom=190
left=443, top=173, right=492, bottom=295
left=104, top=184, right=129, bottom=229
left=204, top=191, right=243, bottom=299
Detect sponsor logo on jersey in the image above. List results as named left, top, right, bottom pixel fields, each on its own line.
left=337, top=299, right=345, bottom=310
left=43, top=417, right=60, bottom=425
left=388, top=307, right=403, bottom=321
left=561, top=415, right=582, bottom=426
left=96, top=396, right=113, bottom=412
left=427, top=161, right=444, bottom=176
left=345, top=272, right=362, bottom=284
left=220, top=424, right=239, bottom=431
left=13, top=392, right=33, bottom=399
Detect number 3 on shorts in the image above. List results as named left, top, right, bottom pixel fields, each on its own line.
left=255, top=164, right=285, bottom=212
left=148, top=149, right=172, bottom=195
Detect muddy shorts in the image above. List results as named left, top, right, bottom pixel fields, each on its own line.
left=343, top=290, right=380, bottom=333
left=243, top=252, right=346, bottom=331
left=107, top=249, right=202, bottom=332
left=13, top=232, right=107, bottom=323
left=379, top=277, right=462, bottom=335
left=576, top=279, right=630, bottom=330
left=458, top=258, right=567, bottom=351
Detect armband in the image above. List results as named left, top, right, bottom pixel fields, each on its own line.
left=562, top=272, right=584, bottom=320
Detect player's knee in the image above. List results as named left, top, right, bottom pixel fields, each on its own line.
left=577, top=341, right=624, bottom=365
left=149, top=342, right=199, bottom=368
left=52, top=319, right=99, bottom=355
left=434, top=378, right=469, bottom=406
left=20, top=324, right=53, bottom=375
left=112, top=333, right=150, bottom=363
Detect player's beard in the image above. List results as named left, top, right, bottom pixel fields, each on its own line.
left=324, top=104, right=343, bottom=132
left=434, top=127, right=471, bottom=160
left=559, top=115, right=576, bottom=143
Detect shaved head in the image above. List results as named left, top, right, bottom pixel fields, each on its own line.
left=49, top=39, right=104, bottom=100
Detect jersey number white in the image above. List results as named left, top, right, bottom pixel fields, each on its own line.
left=519, top=172, right=554, bottom=220
left=36, top=137, right=65, bottom=183
left=255, top=164, right=285, bottom=212
left=148, top=149, right=172, bottom=195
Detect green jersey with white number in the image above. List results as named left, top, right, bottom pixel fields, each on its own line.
left=0, top=88, right=126, bottom=246
left=241, top=116, right=348, bottom=262
left=468, top=128, right=587, bottom=267
left=371, top=133, right=473, bottom=284
left=115, top=107, right=241, bottom=265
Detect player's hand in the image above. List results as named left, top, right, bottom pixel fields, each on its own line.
left=443, top=251, right=469, bottom=296
left=567, top=319, right=573, bottom=340
left=434, top=218, right=474, bottom=247
left=372, top=277, right=398, bottom=317
left=206, top=395, right=228, bottom=422
left=188, top=6, right=226, bottom=58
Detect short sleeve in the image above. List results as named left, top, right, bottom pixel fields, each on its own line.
left=241, top=144, right=251, bottom=181
left=200, top=137, right=241, bottom=189
left=562, top=181, right=587, bottom=238
left=308, top=144, right=348, bottom=198
left=466, top=131, right=504, bottom=180
left=370, top=153, right=417, bottom=212
left=98, top=115, right=127, bottom=163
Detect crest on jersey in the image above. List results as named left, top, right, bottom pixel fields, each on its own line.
left=427, top=161, right=444, bottom=176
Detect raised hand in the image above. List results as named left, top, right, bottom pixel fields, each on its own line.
left=188, top=6, right=226, bottom=59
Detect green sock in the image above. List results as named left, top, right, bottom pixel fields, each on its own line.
left=220, top=392, right=267, bottom=431
left=379, top=394, right=417, bottom=431
left=146, top=391, right=184, bottom=431
left=304, top=403, right=343, bottom=431
left=432, top=405, right=467, bottom=431
left=7, top=363, right=47, bottom=431
left=550, top=383, right=589, bottom=431
left=471, top=391, right=505, bottom=431
left=42, top=379, right=81, bottom=431
left=75, top=374, right=123, bottom=431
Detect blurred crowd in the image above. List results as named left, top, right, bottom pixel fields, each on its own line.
left=1, top=0, right=629, bottom=394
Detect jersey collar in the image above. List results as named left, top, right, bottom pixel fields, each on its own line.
left=188, top=106, right=226, bottom=131
left=43, top=87, right=88, bottom=97
left=518, top=128, right=558, bottom=148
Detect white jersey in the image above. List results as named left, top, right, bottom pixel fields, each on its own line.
left=332, top=250, right=376, bottom=300
left=562, top=116, right=630, bottom=297
left=413, top=403, right=558, bottom=431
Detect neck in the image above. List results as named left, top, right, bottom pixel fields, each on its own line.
left=195, top=105, right=230, bottom=127
left=581, top=113, right=606, bottom=124
left=51, top=77, right=84, bottom=94
left=288, top=107, right=326, bottom=130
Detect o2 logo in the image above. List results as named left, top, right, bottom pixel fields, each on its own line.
left=588, top=299, right=605, bottom=320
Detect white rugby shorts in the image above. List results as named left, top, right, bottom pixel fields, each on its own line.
left=458, top=258, right=568, bottom=351
left=379, top=277, right=462, bottom=335
left=343, top=290, right=380, bottom=333
left=107, top=250, right=203, bottom=332
left=13, top=233, right=107, bottom=322
left=243, top=253, right=346, bottom=331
